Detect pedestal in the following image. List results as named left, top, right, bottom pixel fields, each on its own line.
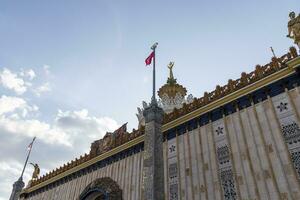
left=142, top=102, right=165, bottom=200
left=9, top=177, right=25, bottom=200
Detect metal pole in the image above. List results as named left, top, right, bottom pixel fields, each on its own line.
left=153, top=48, right=156, bottom=103
left=151, top=42, right=158, bottom=104
left=20, top=137, right=36, bottom=179
left=9, top=137, right=36, bottom=200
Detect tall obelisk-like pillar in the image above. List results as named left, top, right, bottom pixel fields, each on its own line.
left=142, top=102, right=165, bottom=200
left=142, top=42, right=165, bottom=200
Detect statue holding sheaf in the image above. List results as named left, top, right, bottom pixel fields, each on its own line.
left=168, top=62, right=175, bottom=80
left=287, top=11, right=300, bottom=48
left=167, top=62, right=177, bottom=84
left=30, top=163, right=40, bottom=180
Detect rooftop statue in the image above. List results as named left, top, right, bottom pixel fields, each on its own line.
left=168, top=62, right=175, bottom=80
left=167, top=61, right=177, bottom=85
left=287, top=11, right=300, bottom=48
left=29, top=163, right=40, bottom=180
left=136, top=101, right=148, bottom=129
left=158, top=61, right=195, bottom=114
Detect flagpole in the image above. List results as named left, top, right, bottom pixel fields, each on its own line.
left=20, top=137, right=36, bottom=179
left=9, top=137, right=36, bottom=200
left=151, top=42, right=158, bottom=104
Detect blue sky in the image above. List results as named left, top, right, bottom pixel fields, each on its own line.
left=0, top=1, right=299, bottom=199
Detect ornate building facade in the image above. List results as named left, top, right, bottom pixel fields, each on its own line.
left=18, top=46, right=300, bottom=200
left=17, top=13, right=300, bottom=198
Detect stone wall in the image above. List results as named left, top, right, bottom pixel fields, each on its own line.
left=21, top=84, right=300, bottom=200
left=21, top=151, right=144, bottom=200
left=164, top=86, right=300, bottom=200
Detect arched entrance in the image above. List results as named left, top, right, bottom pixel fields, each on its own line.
left=79, top=177, right=122, bottom=200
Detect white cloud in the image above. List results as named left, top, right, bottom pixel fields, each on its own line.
left=0, top=68, right=27, bottom=95
left=43, top=65, right=50, bottom=75
left=0, top=98, right=118, bottom=147
left=0, top=160, right=28, bottom=197
left=56, top=109, right=119, bottom=140
left=20, top=69, right=36, bottom=80
left=0, top=107, right=119, bottom=200
left=0, top=66, right=120, bottom=200
left=0, top=95, right=38, bottom=118
left=0, top=160, right=32, bottom=200
left=0, top=116, right=72, bottom=147
left=0, top=96, right=27, bottom=116
left=0, top=66, right=119, bottom=200
left=34, top=82, right=51, bottom=96
left=0, top=95, right=70, bottom=146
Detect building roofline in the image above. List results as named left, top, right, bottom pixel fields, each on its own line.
left=21, top=47, right=300, bottom=195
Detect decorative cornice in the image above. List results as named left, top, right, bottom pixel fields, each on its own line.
left=21, top=134, right=144, bottom=194
left=21, top=47, right=300, bottom=195
left=162, top=58, right=299, bottom=132
left=162, top=47, right=299, bottom=125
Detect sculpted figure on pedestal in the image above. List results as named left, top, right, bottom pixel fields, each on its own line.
left=167, top=61, right=175, bottom=82
left=30, top=163, right=40, bottom=180
left=287, top=11, right=300, bottom=48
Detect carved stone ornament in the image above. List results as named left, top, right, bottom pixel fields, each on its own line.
left=136, top=101, right=148, bottom=128
left=78, top=177, right=122, bottom=200
left=287, top=11, right=300, bottom=48
left=90, top=123, right=128, bottom=157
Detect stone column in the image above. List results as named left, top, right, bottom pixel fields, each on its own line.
left=9, top=177, right=25, bottom=200
left=142, top=102, right=165, bottom=200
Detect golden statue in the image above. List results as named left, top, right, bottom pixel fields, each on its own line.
left=30, top=163, right=40, bottom=180
left=287, top=11, right=300, bottom=48
left=168, top=62, right=175, bottom=80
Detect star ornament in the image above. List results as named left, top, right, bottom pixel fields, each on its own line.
left=216, top=127, right=224, bottom=135
left=277, top=102, right=288, bottom=112
left=169, top=145, right=176, bottom=153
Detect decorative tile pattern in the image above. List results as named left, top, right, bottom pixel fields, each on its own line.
left=291, top=151, right=300, bottom=177
left=272, top=93, right=300, bottom=179
left=281, top=122, right=300, bottom=145
left=220, top=169, right=237, bottom=200
left=213, top=120, right=237, bottom=200
left=217, top=145, right=230, bottom=165
left=168, top=140, right=179, bottom=200
left=169, top=163, right=178, bottom=180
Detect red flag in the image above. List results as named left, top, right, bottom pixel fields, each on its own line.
left=145, top=51, right=154, bottom=66
left=27, top=137, right=36, bottom=151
